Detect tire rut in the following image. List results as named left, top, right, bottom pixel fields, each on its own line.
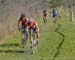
left=52, top=23, right=65, bottom=60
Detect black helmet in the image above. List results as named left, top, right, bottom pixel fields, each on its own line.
left=44, top=9, right=46, bottom=11
left=21, top=13, right=26, bottom=18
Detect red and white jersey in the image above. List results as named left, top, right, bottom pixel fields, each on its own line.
left=18, top=17, right=29, bottom=26
left=27, top=20, right=37, bottom=28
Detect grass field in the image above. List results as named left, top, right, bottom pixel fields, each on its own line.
left=0, top=14, right=75, bottom=60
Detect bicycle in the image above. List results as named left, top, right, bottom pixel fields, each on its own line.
left=29, top=28, right=38, bottom=54
left=20, top=26, right=28, bottom=48
left=43, top=16, right=47, bottom=24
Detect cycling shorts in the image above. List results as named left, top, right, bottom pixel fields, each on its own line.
left=28, top=27, right=38, bottom=34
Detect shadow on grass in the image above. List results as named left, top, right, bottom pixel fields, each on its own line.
left=0, top=43, right=20, bottom=47
left=0, top=49, right=33, bottom=54
left=0, top=43, right=33, bottom=54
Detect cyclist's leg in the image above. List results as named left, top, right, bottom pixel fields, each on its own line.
left=45, top=16, right=47, bottom=23
left=23, top=31, right=28, bottom=44
left=43, top=16, right=47, bottom=24
left=31, top=30, right=39, bottom=53
left=21, top=28, right=28, bottom=48
left=21, top=26, right=24, bottom=45
left=35, top=32, right=39, bottom=44
left=53, top=16, right=55, bottom=23
left=43, top=16, right=45, bottom=23
left=53, top=17, right=57, bottom=23
left=22, top=32, right=25, bottom=48
left=53, top=14, right=57, bottom=23
left=29, top=29, right=33, bottom=49
left=43, top=17, right=44, bottom=23
left=34, top=28, right=39, bottom=46
left=36, top=27, right=39, bottom=39
left=35, top=32, right=39, bottom=39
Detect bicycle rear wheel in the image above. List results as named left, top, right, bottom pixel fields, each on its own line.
left=22, top=31, right=28, bottom=48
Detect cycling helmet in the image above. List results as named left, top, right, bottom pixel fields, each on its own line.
left=29, top=18, right=33, bottom=23
left=43, top=9, right=46, bottom=12
left=53, top=8, right=55, bottom=11
left=21, top=13, right=26, bottom=18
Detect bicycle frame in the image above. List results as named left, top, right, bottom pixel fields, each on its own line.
left=30, top=28, right=36, bottom=44
left=21, top=28, right=28, bottom=48
left=30, top=28, right=37, bottom=53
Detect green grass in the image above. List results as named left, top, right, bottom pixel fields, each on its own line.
left=0, top=14, right=75, bottom=60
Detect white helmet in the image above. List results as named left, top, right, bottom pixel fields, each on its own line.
left=29, top=18, right=33, bottom=23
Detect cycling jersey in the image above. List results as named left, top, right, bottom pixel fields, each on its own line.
left=43, top=12, right=47, bottom=17
left=43, top=10, right=47, bottom=16
left=27, top=20, right=37, bottom=28
left=18, top=17, right=28, bottom=26
left=18, top=17, right=29, bottom=33
left=27, top=20, right=39, bottom=33
left=52, top=9, right=57, bottom=17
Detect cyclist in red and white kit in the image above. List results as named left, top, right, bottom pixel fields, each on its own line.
left=27, top=18, right=39, bottom=49
left=18, top=14, right=39, bottom=48
left=18, top=13, right=29, bottom=48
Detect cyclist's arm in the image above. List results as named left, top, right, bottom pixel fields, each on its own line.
left=33, top=21, right=38, bottom=27
left=47, top=12, right=48, bottom=17
left=35, top=21, right=39, bottom=32
left=18, top=20, right=22, bottom=31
